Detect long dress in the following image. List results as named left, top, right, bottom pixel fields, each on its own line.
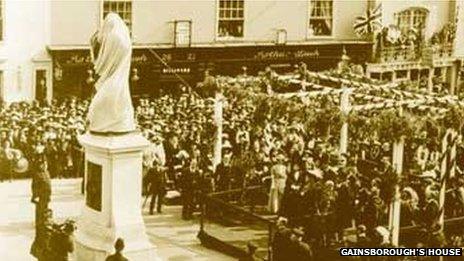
left=268, top=163, right=287, bottom=213
left=87, top=13, right=135, bottom=133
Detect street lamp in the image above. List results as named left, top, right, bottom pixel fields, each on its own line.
left=85, top=69, right=95, bottom=85
left=131, top=68, right=140, bottom=82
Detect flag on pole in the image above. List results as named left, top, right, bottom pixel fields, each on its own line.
left=354, top=4, right=382, bottom=37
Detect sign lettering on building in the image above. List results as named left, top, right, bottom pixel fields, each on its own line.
left=186, top=53, right=196, bottom=61
left=62, top=53, right=149, bottom=65
left=294, top=49, right=320, bottom=59
left=162, top=67, right=191, bottom=74
left=253, top=49, right=319, bottom=61
left=66, top=54, right=92, bottom=65
left=132, top=54, right=148, bottom=63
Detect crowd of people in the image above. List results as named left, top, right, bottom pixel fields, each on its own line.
left=2, top=63, right=464, bottom=260
left=0, top=99, right=86, bottom=182
left=202, top=66, right=464, bottom=258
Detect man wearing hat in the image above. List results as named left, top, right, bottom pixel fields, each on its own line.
left=164, top=133, right=180, bottom=185
left=214, top=150, right=233, bottom=192
left=180, top=157, right=198, bottom=220
left=0, top=140, right=14, bottom=182
left=288, top=227, right=312, bottom=260
left=30, top=159, right=52, bottom=260
left=355, top=224, right=372, bottom=248
left=147, top=157, right=167, bottom=215
left=239, top=242, right=259, bottom=261
left=105, top=238, right=128, bottom=261
left=337, top=52, right=352, bottom=74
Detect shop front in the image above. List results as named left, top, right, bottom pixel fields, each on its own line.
left=47, top=42, right=372, bottom=99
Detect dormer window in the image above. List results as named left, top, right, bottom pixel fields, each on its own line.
left=395, top=7, right=428, bottom=35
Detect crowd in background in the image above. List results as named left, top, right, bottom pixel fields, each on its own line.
left=2, top=65, right=464, bottom=260
left=0, top=99, right=86, bottom=182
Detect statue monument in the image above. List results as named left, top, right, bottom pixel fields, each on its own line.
left=74, top=13, right=158, bottom=260
left=88, top=12, right=135, bottom=133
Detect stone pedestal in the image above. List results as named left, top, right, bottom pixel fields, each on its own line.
left=74, top=132, right=158, bottom=261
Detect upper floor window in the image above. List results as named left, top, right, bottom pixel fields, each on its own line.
left=103, top=0, right=132, bottom=33
left=309, top=0, right=333, bottom=36
left=217, top=0, right=244, bottom=38
left=395, top=7, right=427, bottom=35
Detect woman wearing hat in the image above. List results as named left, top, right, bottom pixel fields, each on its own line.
left=0, top=140, right=14, bottom=182
left=268, top=152, right=287, bottom=214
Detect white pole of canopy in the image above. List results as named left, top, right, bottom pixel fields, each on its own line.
left=389, top=137, right=404, bottom=246
left=389, top=106, right=404, bottom=246
left=449, top=131, right=458, bottom=179
left=339, top=86, right=351, bottom=155
left=438, top=129, right=451, bottom=230
left=438, top=129, right=458, bottom=231
left=213, top=91, right=223, bottom=171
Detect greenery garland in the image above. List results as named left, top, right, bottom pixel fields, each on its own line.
left=222, top=73, right=464, bottom=158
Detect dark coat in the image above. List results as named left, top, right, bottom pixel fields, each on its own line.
left=147, top=167, right=166, bottom=195
left=105, top=252, right=128, bottom=261
left=214, top=162, right=232, bottom=191
left=180, top=167, right=195, bottom=195
left=32, top=169, right=52, bottom=204
left=272, top=227, right=292, bottom=261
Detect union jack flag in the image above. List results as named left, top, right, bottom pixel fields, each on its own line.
left=354, top=4, right=382, bottom=36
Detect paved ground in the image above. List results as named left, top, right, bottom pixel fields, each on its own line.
left=0, top=178, right=234, bottom=261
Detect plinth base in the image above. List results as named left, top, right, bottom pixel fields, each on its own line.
left=74, top=132, right=160, bottom=260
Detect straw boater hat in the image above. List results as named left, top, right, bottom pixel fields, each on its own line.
left=222, top=140, right=233, bottom=150
left=308, top=168, right=323, bottom=179
left=176, top=150, right=189, bottom=160
left=341, top=54, right=351, bottom=61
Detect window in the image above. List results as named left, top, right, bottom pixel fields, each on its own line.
left=103, top=0, right=132, bottom=32
left=309, top=0, right=333, bottom=36
left=174, top=20, right=192, bottom=47
left=395, top=8, right=427, bottom=35
left=217, top=0, right=244, bottom=38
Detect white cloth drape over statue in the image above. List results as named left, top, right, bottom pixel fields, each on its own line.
left=88, top=13, right=135, bottom=133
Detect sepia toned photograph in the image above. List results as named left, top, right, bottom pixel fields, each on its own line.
left=1, top=0, right=464, bottom=260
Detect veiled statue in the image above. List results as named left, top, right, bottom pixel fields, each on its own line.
left=88, top=13, right=135, bottom=133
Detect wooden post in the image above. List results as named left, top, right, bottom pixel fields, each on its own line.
left=339, top=86, right=351, bottom=155
left=213, top=91, right=223, bottom=171
left=389, top=137, right=404, bottom=246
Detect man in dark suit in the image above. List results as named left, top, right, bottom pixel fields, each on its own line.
left=106, top=238, right=128, bottom=261
left=181, top=158, right=199, bottom=220
left=214, top=152, right=233, bottom=192
left=147, top=158, right=167, bottom=215
left=197, top=69, right=218, bottom=97
left=30, top=159, right=52, bottom=260
left=281, top=161, right=306, bottom=224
